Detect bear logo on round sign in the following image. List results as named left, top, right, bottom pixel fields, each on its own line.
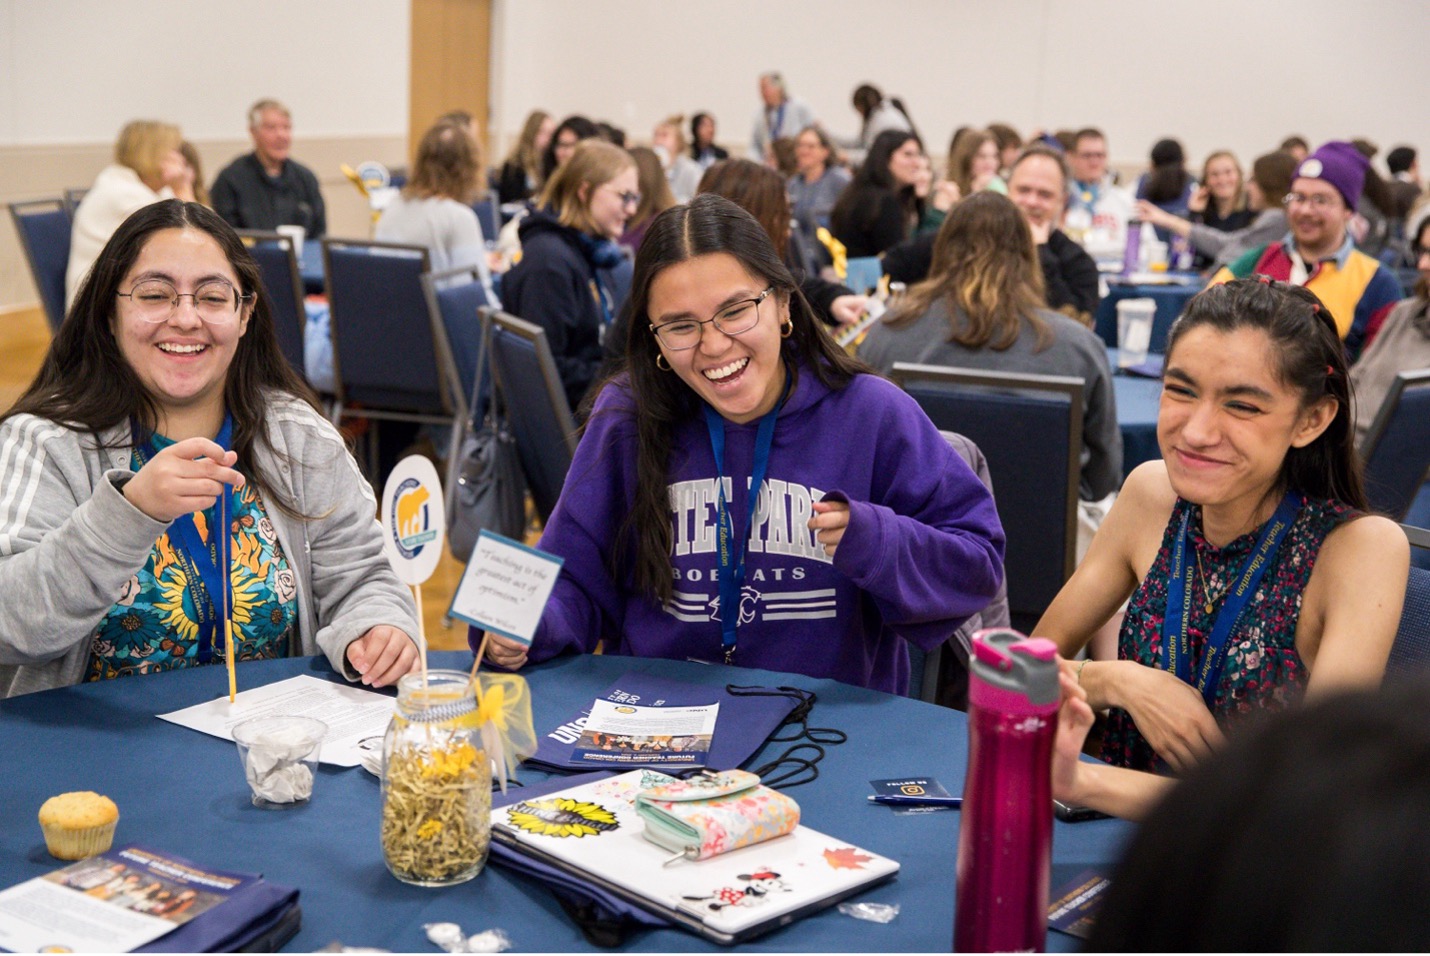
left=380, top=455, right=446, bottom=586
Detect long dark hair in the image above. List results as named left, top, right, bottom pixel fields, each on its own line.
left=1143, top=137, right=1192, bottom=205
left=696, top=158, right=792, bottom=261
left=539, top=114, right=598, bottom=182
left=4, top=199, right=320, bottom=515
left=1164, top=278, right=1366, bottom=510
left=830, top=129, right=920, bottom=239
left=614, top=194, right=866, bottom=604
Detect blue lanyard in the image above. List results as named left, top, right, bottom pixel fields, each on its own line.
left=589, top=279, right=613, bottom=329
left=766, top=102, right=786, bottom=142
left=1162, top=490, right=1301, bottom=708
left=702, top=379, right=789, bottom=665
left=131, top=415, right=236, bottom=664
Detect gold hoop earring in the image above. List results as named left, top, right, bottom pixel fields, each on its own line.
left=780, top=318, right=794, bottom=338
left=655, top=353, right=671, bottom=371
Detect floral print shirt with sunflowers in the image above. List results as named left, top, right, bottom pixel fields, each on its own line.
left=86, top=442, right=297, bottom=682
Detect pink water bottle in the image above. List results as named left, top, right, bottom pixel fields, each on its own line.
left=954, top=628, right=1059, bottom=952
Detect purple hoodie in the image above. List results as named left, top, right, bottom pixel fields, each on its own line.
left=478, top=365, right=1006, bottom=695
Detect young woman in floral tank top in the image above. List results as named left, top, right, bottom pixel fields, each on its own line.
left=1040, top=277, right=1408, bottom=819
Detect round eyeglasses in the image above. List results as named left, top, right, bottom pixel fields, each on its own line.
left=117, top=279, right=252, bottom=325
left=650, top=288, right=773, bottom=350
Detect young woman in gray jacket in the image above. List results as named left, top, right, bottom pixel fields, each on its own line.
left=0, top=200, right=419, bottom=697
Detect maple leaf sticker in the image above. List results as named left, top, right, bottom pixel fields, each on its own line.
left=823, top=846, right=873, bottom=870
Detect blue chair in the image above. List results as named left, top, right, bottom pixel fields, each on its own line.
left=235, top=230, right=307, bottom=382
left=1360, top=369, right=1430, bottom=520
left=8, top=199, right=71, bottom=332
left=62, top=187, right=88, bottom=217
left=471, top=197, right=500, bottom=246
left=421, top=266, right=490, bottom=423
left=323, top=238, right=467, bottom=476
left=891, top=364, right=1083, bottom=635
left=1386, top=524, right=1430, bottom=675
left=481, top=308, right=578, bottom=522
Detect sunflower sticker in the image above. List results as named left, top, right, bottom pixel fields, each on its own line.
left=507, top=798, right=620, bottom=838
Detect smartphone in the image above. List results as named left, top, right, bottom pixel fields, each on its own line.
left=1053, top=799, right=1109, bottom=823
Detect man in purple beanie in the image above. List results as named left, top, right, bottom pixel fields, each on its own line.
left=1212, top=140, right=1401, bottom=359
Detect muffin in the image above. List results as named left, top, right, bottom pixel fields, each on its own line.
left=38, top=791, right=119, bottom=860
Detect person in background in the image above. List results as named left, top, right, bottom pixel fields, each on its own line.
left=178, top=142, right=210, bottom=208
left=1135, top=138, right=1196, bottom=240
left=497, top=109, right=554, bottom=205
left=67, top=120, right=197, bottom=307
left=861, top=192, right=1122, bottom=515
left=1280, top=135, right=1310, bottom=163
left=1348, top=139, right=1396, bottom=260
left=882, top=145, right=1099, bottom=324
left=1212, top=141, right=1402, bottom=360
left=210, top=99, right=326, bottom=239
left=375, top=120, right=498, bottom=305
left=475, top=194, right=1005, bottom=695
left=540, top=115, right=600, bottom=185
left=1189, top=151, right=1253, bottom=234
left=787, top=126, right=851, bottom=269
left=1042, top=279, right=1406, bottom=815
left=698, top=158, right=864, bottom=327
left=1385, top=145, right=1422, bottom=222
left=1065, top=127, right=1133, bottom=253
left=844, top=83, right=914, bottom=166
left=946, top=128, right=1007, bottom=197
left=750, top=72, right=816, bottom=167
left=1137, top=150, right=1296, bottom=274
left=689, top=113, right=728, bottom=170
left=594, top=121, right=626, bottom=148
left=829, top=129, right=925, bottom=258
left=620, top=146, right=675, bottom=255
left=988, top=122, right=1023, bottom=177
left=651, top=115, right=703, bottom=203
left=0, top=200, right=421, bottom=698
left=1350, top=216, right=1430, bottom=446
left=1084, top=685, right=1430, bottom=949
left=503, top=140, right=637, bottom=410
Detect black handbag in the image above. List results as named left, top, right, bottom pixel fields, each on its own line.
left=448, top=322, right=527, bottom=560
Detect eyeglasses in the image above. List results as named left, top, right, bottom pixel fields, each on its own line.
left=650, top=288, right=773, bottom=350
left=605, top=186, right=641, bottom=209
left=117, top=279, right=252, bottom=324
left=1283, top=192, right=1340, bottom=210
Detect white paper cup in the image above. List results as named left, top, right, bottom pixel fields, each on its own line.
left=275, top=224, right=305, bottom=258
left=233, top=715, right=327, bottom=809
left=1116, top=298, right=1156, bottom=368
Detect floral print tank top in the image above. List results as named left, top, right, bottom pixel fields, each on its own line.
left=85, top=440, right=297, bottom=682
left=1101, top=493, right=1354, bottom=771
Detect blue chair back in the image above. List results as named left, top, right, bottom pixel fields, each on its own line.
left=1387, top=524, right=1430, bottom=675
left=9, top=199, right=71, bottom=332
left=236, top=230, right=306, bottom=381
left=483, top=309, right=578, bottom=522
left=1361, top=369, right=1430, bottom=520
left=324, top=238, right=456, bottom=414
left=891, top=365, right=1082, bottom=634
left=845, top=256, right=884, bottom=296
left=471, top=198, right=500, bottom=245
left=62, top=187, right=88, bottom=217
left=422, top=267, right=490, bottom=423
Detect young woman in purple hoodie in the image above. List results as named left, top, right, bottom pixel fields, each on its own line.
left=476, top=194, right=1005, bottom=694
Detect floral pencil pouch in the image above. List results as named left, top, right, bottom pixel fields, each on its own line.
left=635, top=770, right=800, bottom=863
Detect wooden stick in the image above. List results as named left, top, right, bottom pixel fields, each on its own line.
left=221, top=491, right=236, bottom=703
left=469, top=631, right=491, bottom=708
left=412, top=584, right=429, bottom=690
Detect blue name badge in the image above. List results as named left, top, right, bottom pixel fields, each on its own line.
left=447, top=530, right=564, bottom=647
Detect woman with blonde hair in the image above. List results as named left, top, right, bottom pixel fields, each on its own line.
left=946, top=128, right=1006, bottom=197
left=651, top=115, right=703, bottom=203
left=503, top=140, right=637, bottom=408
left=67, top=120, right=196, bottom=306
left=497, top=109, right=554, bottom=205
left=860, top=191, right=1121, bottom=505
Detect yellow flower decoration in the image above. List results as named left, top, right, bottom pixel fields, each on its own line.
left=475, top=672, right=537, bottom=793
left=416, top=819, right=443, bottom=840
left=421, top=741, right=478, bottom=779
left=816, top=227, right=848, bottom=280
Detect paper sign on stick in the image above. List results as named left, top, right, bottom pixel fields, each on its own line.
left=448, top=530, right=564, bottom=646
left=380, top=455, right=446, bottom=585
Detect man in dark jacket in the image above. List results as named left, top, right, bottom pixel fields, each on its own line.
left=883, top=145, right=1099, bottom=323
left=211, top=99, right=327, bottom=237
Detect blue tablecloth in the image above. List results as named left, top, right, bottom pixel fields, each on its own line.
left=1095, top=277, right=1203, bottom=353
left=1114, top=369, right=1162, bottom=480
left=0, top=653, right=1132, bottom=952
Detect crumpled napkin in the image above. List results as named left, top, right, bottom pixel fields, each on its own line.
left=242, top=724, right=318, bottom=802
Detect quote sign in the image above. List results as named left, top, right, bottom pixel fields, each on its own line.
left=448, top=530, right=564, bottom=646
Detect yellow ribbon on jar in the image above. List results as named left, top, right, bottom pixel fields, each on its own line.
left=816, top=227, right=848, bottom=280
left=474, top=672, right=537, bottom=792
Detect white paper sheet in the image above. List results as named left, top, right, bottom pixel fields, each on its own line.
left=448, top=531, right=564, bottom=645
left=157, top=675, right=394, bottom=767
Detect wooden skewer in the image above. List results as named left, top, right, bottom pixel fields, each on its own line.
left=412, top=584, right=429, bottom=690
left=469, top=631, right=491, bottom=708
left=221, top=490, right=236, bottom=703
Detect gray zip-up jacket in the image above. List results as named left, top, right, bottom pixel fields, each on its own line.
left=0, top=395, right=419, bottom=697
